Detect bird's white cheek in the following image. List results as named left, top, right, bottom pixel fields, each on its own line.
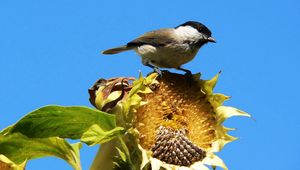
left=175, top=26, right=203, bottom=41
left=135, top=45, right=157, bottom=55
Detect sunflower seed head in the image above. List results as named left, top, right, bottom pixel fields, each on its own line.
left=151, top=126, right=206, bottom=166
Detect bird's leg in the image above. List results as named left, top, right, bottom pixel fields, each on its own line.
left=142, top=58, right=162, bottom=76
left=177, top=67, right=192, bottom=76
left=154, top=67, right=162, bottom=76
left=142, top=58, right=162, bottom=75
left=145, top=62, right=162, bottom=76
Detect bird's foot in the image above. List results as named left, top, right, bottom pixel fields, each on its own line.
left=144, top=63, right=163, bottom=77
left=153, top=67, right=162, bottom=77
left=177, top=67, right=195, bottom=85
left=177, top=67, right=192, bottom=76
left=184, top=70, right=192, bottom=77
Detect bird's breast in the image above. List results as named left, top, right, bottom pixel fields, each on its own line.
left=135, top=44, right=199, bottom=68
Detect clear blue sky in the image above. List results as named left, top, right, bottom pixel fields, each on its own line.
left=0, top=0, right=299, bottom=170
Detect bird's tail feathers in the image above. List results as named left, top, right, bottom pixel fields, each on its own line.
left=102, top=45, right=133, bottom=54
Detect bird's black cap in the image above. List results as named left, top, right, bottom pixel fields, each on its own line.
left=176, top=21, right=212, bottom=37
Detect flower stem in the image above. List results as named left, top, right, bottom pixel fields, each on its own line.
left=118, top=136, right=136, bottom=170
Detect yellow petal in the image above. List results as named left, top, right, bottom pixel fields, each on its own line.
left=202, top=153, right=228, bottom=170
left=211, top=127, right=237, bottom=152
left=150, top=158, right=163, bottom=170
left=200, top=72, right=220, bottom=95
left=139, top=145, right=151, bottom=170
left=0, top=155, right=26, bottom=170
left=144, top=73, right=158, bottom=85
left=216, top=106, right=250, bottom=124
left=190, top=162, right=210, bottom=170
left=209, top=93, right=231, bottom=108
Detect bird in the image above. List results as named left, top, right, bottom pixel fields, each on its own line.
left=102, top=21, right=215, bottom=75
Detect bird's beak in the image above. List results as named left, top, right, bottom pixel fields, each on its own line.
left=207, top=37, right=216, bottom=43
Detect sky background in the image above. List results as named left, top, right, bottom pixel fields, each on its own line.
left=0, top=0, right=299, bottom=170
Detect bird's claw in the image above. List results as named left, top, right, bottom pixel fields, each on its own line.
left=184, top=70, right=192, bottom=77
left=154, top=67, right=162, bottom=77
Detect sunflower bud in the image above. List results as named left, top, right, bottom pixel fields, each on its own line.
left=88, top=77, right=134, bottom=112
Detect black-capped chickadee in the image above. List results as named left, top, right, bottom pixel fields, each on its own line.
left=102, top=21, right=215, bottom=74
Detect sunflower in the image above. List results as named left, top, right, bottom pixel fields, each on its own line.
left=89, top=71, right=250, bottom=170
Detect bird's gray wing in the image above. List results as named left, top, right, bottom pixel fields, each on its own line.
left=127, top=28, right=176, bottom=47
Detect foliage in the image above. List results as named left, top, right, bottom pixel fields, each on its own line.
left=0, top=106, right=125, bottom=170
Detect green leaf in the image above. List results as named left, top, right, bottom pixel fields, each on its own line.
left=0, top=133, right=82, bottom=170
left=0, top=126, right=12, bottom=136
left=81, top=124, right=125, bottom=146
left=70, top=143, right=82, bottom=169
left=116, top=147, right=127, bottom=162
left=8, top=105, right=116, bottom=139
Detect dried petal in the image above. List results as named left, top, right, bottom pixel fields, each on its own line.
left=89, top=77, right=134, bottom=112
